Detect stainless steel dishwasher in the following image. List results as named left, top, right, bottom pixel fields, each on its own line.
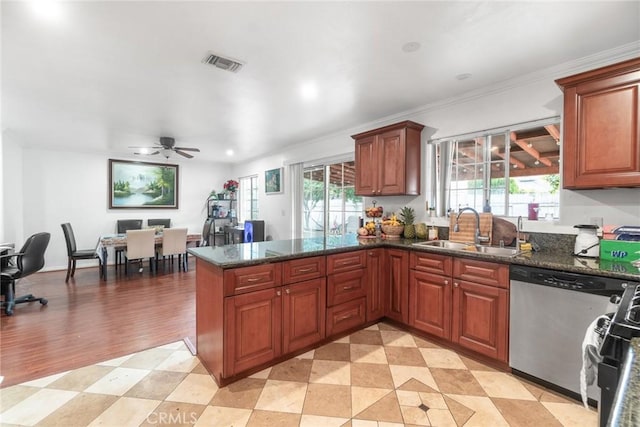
left=509, top=265, right=628, bottom=403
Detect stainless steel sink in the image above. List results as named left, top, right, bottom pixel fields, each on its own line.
left=412, top=240, right=520, bottom=257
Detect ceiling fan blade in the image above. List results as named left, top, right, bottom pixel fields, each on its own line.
left=174, top=147, right=200, bottom=152
left=174, top=149, right=194, bottom=159
left=134, top=151, right=160, bottom=155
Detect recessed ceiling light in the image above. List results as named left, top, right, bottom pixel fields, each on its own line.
left=300, top=82, right=318, bottom=101
left=139, top=148, right=149, bottom=154
left=455, top=73, right=472, bottom=81
left=225, top=149, right=234, bottom=156
left=30, top=0, right=63, bottom=21
left=402, top=42, right=421, bottom=53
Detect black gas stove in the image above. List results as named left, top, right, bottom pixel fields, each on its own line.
left=598, top=282, right=640, bottom=426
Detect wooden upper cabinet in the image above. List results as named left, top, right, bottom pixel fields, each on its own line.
left=352, top=121, right=425, bottom=196
left=556, top=57, right=640, bottom=189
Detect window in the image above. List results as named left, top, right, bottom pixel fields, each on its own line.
left=238, top=175, right=258, bottom=223
left=303, top=161, right=363, bottom=238
left=435, top=118, right=560, bottom=218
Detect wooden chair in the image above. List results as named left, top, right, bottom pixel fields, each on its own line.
left=158, top=228, right=188, bottom=271
left=124, top=229, right=156, bottom=274
left=61, top=223, right=102, bottom=282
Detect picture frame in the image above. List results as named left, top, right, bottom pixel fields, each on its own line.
left=109, top=159, right=179, bottom=209
left=265, top=167, right=283, bottom=194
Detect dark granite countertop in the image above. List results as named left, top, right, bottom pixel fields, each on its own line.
left=188, top=236, right=640, bottom=281
left=609, top=338, right=640, bottom=426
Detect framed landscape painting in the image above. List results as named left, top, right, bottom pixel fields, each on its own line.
left=265, top=167, right=283, bottom=194
left=109, top=159, right=179, bottom=209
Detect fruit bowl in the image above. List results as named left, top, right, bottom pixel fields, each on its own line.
left=381, top=224, right=404, bottom=239
left=365, top=206, right=384, bottom=218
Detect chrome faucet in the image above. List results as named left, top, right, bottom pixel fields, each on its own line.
left=453, top=207, right=490, bottom=244
left=516, top=215, right=523, bottom=250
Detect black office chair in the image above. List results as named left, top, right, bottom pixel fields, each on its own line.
left=1, top=232, right=51, bottom=316
left=148, top=219, right=171, bottom=229
left=116, top=219, right=143, bottom=270
left=61, top=223, right=102, bottom=283
left=202, top=218, right=214, bottom=246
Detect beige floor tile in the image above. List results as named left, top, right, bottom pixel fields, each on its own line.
left=20, top=371, right=69, bottom=388
left=446, top=394, right=509, bottom=427
left=96, top=353, right=133, bottom=367
left=350, top=362, right=394, bottom=389
left=350, top=386, right=393, bottom=417
left=396, top=390, right=422, bottom=407
left=157, top=341, right=187, bottom=350
left=125, top=370, right=187, bottom=400
left=349, top=330, right=383, bottom=345
left=86, top=396, right=160, bottom=427
left=380, top=330, right=418, bottom=347
left=350, top=344, right=388, bottom=364
left=412, top=336, right=442, bottom=349
left=0, top=388, right=77, bottom=426
left=154, top=350, right=200, bottom=373
left=400, top=405, right=430, bottom=425
left=471, top=371, right=536, bottom=400
left=139, top=401, right=207, bottom=427
left=309, top=360, right=351, bottom=385
left=351, top=420, right=378, bottom=427
left=268, top=357, right=313, bottom=382
left=492, top=397, right=563, bottom=427
left=120, top=347, right=176, bottom=370
left=377, top=322, right=401, bottom=331
left=459, top=355, right=496, bottom=371
left=303, top=383, right=351, bottom=418
left=37, top=392, right=119, bottom=427
left=542, top=401, right=598, bottom=427
left=299, top=414, right=350, bottom=427
left=165, top=373, right=218, bottom=405
left=333, top=335, right=350, bottom=344
left=397, top=378, right=438, bottom=393
left=378, top=423, right=405, bottom=427
left=47, top=365, right=115, bottom=391
left=389, top=365, right=439, bottom=391
left=210, top=378, right=266, bottom=409
left=84, top=367, right=150, bottom=396
left=190, top=363, right=210, bottom=375
left=419, top=348, right=467, bottom=369
left=443, top=395, right=475, bottom=426
left=384, top=346, right=427, bottom=367
left=249, top=366, right=272, bottom=379
left=296, top=349, right=315, bottom=359
left=247, top=410, right=301, bottom=426
left=418, top=392, right=447, bottom=410
left=364, top=324, right=379, bottom=331
left=427, top=408, right=457, bottom=427
left=430, top=368, right=486, bottom=396
left=539, top=389, right=577, bottom=404
left=353, top=390, right=404, bottom=423
left=0, top=385, right=40, bottom=412
left=194, top=406, right=251, bottom=427
left=314, top=342, right=351, bottom=361
left=254, top=379, right=307, bottom=414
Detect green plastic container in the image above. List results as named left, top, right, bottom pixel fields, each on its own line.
left=599, top=240, right=640, bottom=262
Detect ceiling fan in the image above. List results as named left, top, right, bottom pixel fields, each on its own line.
left=130, top=137, right=200, bottom=159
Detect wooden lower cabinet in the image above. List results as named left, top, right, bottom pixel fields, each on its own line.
left=385, top=249, right=409, bottom=323
left=409, top=270, right=451, bottom=339
left=224, top=287, right=282, bottom=376
left=451, top=279, right=509, bottom=363
left=365, top=249, right=385, bottom=322
left=326, top=297, right=366, bottom=336
left=283, top=278, right=326, bottom=354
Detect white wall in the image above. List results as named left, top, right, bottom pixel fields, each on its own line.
left=232, top=48, right=640, bottom=239
left=3, top=141, right=231, bottom=270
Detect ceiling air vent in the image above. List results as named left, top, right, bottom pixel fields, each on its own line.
left=202, top=53, right=244, bottom=73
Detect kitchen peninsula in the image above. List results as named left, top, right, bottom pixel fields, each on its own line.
left=188, top=236, right=640, bottom=387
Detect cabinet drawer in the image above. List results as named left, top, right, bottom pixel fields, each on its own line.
left=327, top=268, right=366, bottom=306
left=283, top=256, right=326, bottom=284
left=224, top=263, right=282, bottom=296
left=327, top=251, right=366, bottom=274
left=453, top=258, right=508, bottom=288
left=410, top=252, right=452, bottom=275
left=326, top=297, right=366, bottom=337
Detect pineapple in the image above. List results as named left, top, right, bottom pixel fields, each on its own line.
left=399, top=206, right=416, bottom=238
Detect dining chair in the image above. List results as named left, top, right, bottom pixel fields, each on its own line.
left=158, top=227, right=188, bottom=271
left=201, top=218, right=214, bottom=246
left=124, top=229, right=156, bottom=274
left=1, top=232, right=50, bottom=316
left=147, top=219, right=171, bottom=228
left=61, top=223, right=102, bottom=282
left=116, top=219, right=143, bottom=270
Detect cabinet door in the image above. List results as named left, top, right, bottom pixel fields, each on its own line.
left=451, top=280, right=508, bottom=363
left=409, top=270, right=451, bottom=339
left=366, top=249, right=385, bottom=322
left=557, top=58, right=640, bottom=189
left=355, top=134, right=379, bottom=196
left=384, top=249, right=409, bottom=324
left=283, top=278, right=326, bottom=354
left=378, top=128, right=406, bottom=195
left=224, top=288, right=282, bottom=376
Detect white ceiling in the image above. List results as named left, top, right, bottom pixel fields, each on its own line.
left=2, top=1, right=639, bottom=163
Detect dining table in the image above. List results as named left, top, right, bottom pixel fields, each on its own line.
left=96, top=232, right=201, bottom=280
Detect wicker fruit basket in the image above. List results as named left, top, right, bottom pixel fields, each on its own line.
left=381, top=224, right=404, bottom=239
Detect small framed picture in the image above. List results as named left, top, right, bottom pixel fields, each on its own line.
left=265, top=167, right=283, bottom=194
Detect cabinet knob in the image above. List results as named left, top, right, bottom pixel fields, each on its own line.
left=276, top=290, right=281, bottom=296
left=285, top=288, right=290, bottom=294
left=454, top=282, right=459, bottom=288
left=444, top=279, right=449, bottom=285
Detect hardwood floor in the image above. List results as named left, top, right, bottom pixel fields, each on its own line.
left=0, top=260, right=196, bottom=388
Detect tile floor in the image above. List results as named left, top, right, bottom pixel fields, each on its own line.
left=0, top=322, right=597, bottom=426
